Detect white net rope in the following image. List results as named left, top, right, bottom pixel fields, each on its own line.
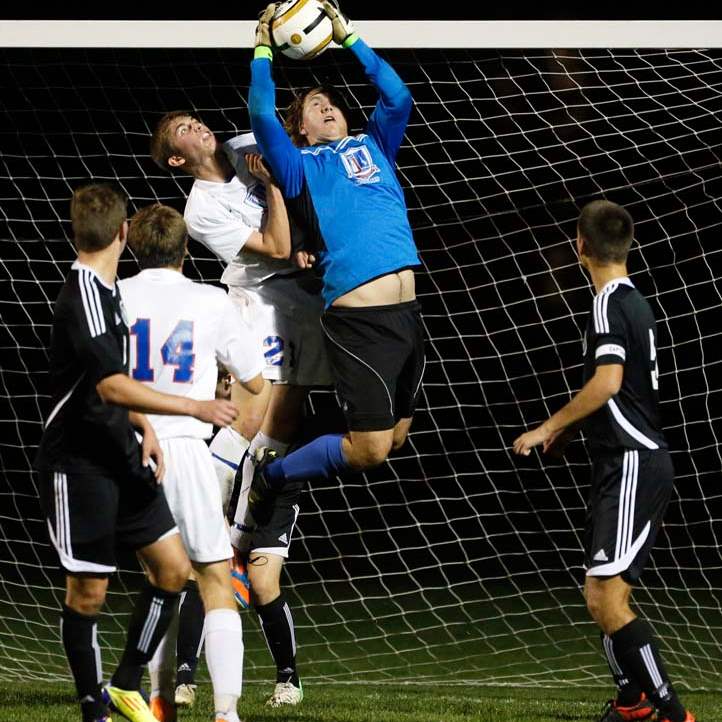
left=0, top=46, right=721, bottom=688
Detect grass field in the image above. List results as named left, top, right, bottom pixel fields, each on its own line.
left=0, top=681, right=720, bottom=722
left=1, top=580, right=720, bottom=721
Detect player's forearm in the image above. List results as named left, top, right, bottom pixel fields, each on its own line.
left=97, top=373, right=199, bottom=417
left=349, top=38, right=412, bottom=116
left=543, top=373, right=620, bottom=435
left=262, top=183, right=292, bottom=258
left=249, top=58, right=303, bottom=196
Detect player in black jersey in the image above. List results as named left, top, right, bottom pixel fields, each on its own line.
left=34, top=184, right=239, bottom=722
left=513, top=201, right=694, bottom=722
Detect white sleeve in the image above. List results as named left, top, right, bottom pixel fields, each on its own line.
left=216, top=296, right=265, bottom=382
left=185, top=199, right=257, bottom=265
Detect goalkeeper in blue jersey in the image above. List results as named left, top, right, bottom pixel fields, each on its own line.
left=246, top=1, right=425, bottom=500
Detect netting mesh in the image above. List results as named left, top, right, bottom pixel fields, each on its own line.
left=1, top=46, right=721, bottom=688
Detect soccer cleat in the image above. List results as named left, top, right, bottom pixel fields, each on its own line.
left=104, top=686, right=158, bottom=722
left=247, top=447, right=278, bottom=524
left=597, top=694, right=656, bottom=722
left=230, top=558, right=251, bottom=609
left=658, top=713, right=695, bottom=722
left=149, top=695, right=177, bottom=722
left=174, top=683, right=197, bottom=708
left=265, top=680, right=304, bottom=707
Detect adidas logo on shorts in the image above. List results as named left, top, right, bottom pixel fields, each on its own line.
left=593, top=548, right=609, bottom=562
left=278, top=533, right=288, bottom=544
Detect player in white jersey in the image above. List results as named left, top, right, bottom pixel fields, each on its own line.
left=119, top=204, right=265, bottom=722
left=151, top=112, right=333, bottom=706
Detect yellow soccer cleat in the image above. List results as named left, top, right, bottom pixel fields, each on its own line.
left=104, top=686, right=159, bottom=722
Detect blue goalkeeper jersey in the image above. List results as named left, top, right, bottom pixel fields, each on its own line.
left=249, top=38, right=421, bottom=307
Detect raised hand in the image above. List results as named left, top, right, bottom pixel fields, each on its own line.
left=255, top=3, right=277, bottom=48
left=321, top=0, right=354, bottom=45
left=245, top=153, right=274, bottom=185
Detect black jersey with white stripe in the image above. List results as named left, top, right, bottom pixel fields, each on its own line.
left=34, top=262, right=143, bottom=476
left=582, top=276, right=667, bottom=454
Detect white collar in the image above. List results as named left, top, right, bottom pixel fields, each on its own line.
left=597, top=276, right=634, bottom=296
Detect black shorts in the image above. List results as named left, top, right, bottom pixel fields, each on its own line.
left=38, top=467, right=177, bottom=574
left=320, top=300, right=425, bottom=432
left=584, top=449, right=674, bottom=584
left=250, top=479, right=303, bottom=559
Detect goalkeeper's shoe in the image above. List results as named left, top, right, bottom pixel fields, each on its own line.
left=597, top=694, right=656, bottom=721
left=230, top=558, right=251, bottom=609
left=265, top=680, right=303, bottom=707
left=658, top=713, right=695, bottom=722
left=149, top=695, right=177, bottom=722
left=104, top=686, right=158, bottom=722
left=247, top=447, right=278, bottom=524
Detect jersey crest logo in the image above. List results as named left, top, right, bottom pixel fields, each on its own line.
left=340, top=146, right=381, bottom=185
left=245, top=181, right=267, bottom=209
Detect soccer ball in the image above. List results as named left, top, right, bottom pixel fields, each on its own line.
left=271, top=0, right=334, bottom=61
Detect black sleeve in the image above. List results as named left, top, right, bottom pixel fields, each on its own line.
left=63, top=292, right=126, bottom=385
left=594, top=296, right=628, bottom=367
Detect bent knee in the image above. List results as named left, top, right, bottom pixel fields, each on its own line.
left=153, top=562, right=191, bottom=593
left=346, top=435, right=393, bottom=469
left=66, top=588, right=106, bottom=616
left=391, top=433, right=408, bottom=451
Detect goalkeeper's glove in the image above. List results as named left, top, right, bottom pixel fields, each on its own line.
left=321, top=0, right=357, bottom=47
left=255, top=3, right=277, bottom=49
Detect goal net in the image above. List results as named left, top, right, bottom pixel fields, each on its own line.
left=1, top=39, right=721, bottom=689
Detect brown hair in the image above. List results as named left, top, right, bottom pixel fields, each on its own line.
left=577, top=200, right=634, bottom=264
left=284, top=85, right=352, bottom=147
left=150, top=110, right=196, bottom=171
left=70, top=183, right=128, bottom=252
left=127, top=203, right=187, bottom=270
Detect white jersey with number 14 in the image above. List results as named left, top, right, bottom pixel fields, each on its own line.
left=119, top=268, right=264, bottom=440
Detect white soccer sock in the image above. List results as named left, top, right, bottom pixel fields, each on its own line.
left=204, top=608, right=243, bottom=716
left=230, top=433, right=290, bottom=550
left=249, top=431, right=291, bottom=459
left=148, top=603, right=179, bottom=702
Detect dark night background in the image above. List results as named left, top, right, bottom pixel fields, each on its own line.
left=0, top=12, right=720, bottom=687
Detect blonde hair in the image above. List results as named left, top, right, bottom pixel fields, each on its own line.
left=128, top=204, right=187, bottom=269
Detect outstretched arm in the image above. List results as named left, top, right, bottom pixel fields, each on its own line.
left=249, top=4, right=305, bottom=199
left=97, top=374, right=238, bottom=428
left=323, top=1, right=412, bottom=160
left=512, top=364, right=623, bottom=457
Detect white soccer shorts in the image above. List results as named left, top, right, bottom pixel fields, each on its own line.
left=229, top=274, right=333, bottom=387
left=159, top=437, right=232, bottom=563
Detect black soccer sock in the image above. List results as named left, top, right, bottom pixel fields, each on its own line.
left=601, top=632, right=644, bottom=706
left=256, top=594, right=299, bottom=686
left=175, top=580, right=205, bottom=686
left=610, top=618, right=687, bottom=722
left=111, top=583, right=180, bottom=691
left=61, top=604, right=109, bottom=722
